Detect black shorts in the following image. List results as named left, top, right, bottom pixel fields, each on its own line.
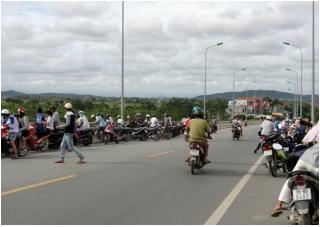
left=21, top=130, right=30, bottom=137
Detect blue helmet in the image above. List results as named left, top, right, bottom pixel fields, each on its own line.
left=192, top=106, right=202, bottom=112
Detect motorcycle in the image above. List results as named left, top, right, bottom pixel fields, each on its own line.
left=131, top=126, right=148, bottom=141
left=117, top=124, right=133, bottom=141
left=285, top=170, right=319, bottom=225
left=209, top=123, right=217, bottom=133
left=104, top=123, right=120, bottom=144
left=188, top=138, right=211, bottom=175
left=231, top=125, right=240, bottom=140
left=75, top=128, right=94, bottom=146
left=1, top=124, right=29, bottom=157
left=48, top=130, right=64, bottom=149
left=28, top=125, right=52, bottom=151
left=146, top=126, right=161, bottom=141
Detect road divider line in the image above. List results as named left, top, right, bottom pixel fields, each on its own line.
left=1, top=175, right=77, bottom=196
left=204, top=155, right=265, bottom=225
left=147, top=150, right=174, bottom=158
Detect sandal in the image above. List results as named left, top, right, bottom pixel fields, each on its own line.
left=55, top=160, right=65, bottom=163
left=77, top=157, right=86, bottom=164
left=271, top=208, right=283, bottom=217
left=11, top=156, right=19, bottom=160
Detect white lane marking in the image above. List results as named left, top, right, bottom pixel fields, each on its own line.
left=204, top=154, right=265, bottom=225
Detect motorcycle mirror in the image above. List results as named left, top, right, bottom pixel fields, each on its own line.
left=272, top=143, right=283, bottom=150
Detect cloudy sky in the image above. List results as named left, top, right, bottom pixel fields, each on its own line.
left=1, top=1, right=319, bottom=98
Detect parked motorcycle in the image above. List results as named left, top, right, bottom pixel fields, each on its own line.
left=75, top=128, right=94, bottom=146
left=27, top=124, right=52, bottom=151
left=104, top=124, right=120, bottom=144
left=131, top=126, right=148, bottom=141
left=188, top=138, right=211, bottom=175
left=48, top=130, right=64, bottom=149
left=117, top=124, right=133, bottom=141
left=231, top=126, right=240, bottom=140
left=146, top=126, right=161, bottom=141
left=1, top=124, right=29, bottom=157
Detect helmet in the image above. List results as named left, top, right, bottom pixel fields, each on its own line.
left=17, top=107, right=26, bottom=114
left=146, top=114, right=150, bottom=118
left=193, top=109, right=204, bottom=118
left=91, top=114, right=96, bottom=119
left=106, top=114, right=110, bottom=117
left=50, top=105, right=57, bottom=110
left=137, top=113, right=141, bottom=116
left=117, top=115, right=120, bottom=118
left=1, top=109, right=9, bottom=115
left=192, top=106, right=202, bottom=112
left=96, top=112, right=101, bottom=116
left=266, top=115, right=272, bottom=120
left=78, top=111, right=84, bottom=115
left=64, top=103, right=72, bottom=109
left=127, top=115, right=130, bottom=118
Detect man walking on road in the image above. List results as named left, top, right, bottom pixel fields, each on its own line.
left=54, top=103, right=85, bottom=164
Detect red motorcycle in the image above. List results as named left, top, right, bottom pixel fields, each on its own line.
left=27, top=123, right=52, bottom=151
left=104, top=122, right=120, bottom=144
left=1, top=124, right=29, bottom=157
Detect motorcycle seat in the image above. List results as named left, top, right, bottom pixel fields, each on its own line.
left=113, top=127, right=122, bottom=132
left=79, top=128, right=93, bottom=134
left=287, top=170, right=319, bottom=180
left=122, top=127, right=132, bottom=132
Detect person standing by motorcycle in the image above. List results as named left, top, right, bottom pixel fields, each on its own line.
left=1, top=109, right=20, bottom=159
left=231, top=116, right=243, bottom=137
left=77, top=111, right=90, bottom=129
left=135, top=113, right=143, bottom=126
left=50, top=105, right=60, bottom=132
left=185, top=108, right=212, bottom=163
left=106, top=114, right=113, bottom=124
left=92, top=113, right=106, bottom=143
left=254, top=115, right=274, bottom=153
left=42, top=110, right=54, bottom=132
left=126, top=115, right=135, bottom=127
left=17, top=108, right=30, bottom=151
left=54, top=103, right=85, bottom=164
left=162, top=113, right=170, bottom=140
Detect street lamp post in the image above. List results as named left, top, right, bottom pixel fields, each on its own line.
left=283, top=42, right=303, bottom=117
left=232, top=68, right=246, bottom=119
left=286, top=68, right=298, bottom=118
left=287, top=81, right=297, bottom=118
left=246, top=81, right=256, bottom=119
left=204, top=42, right=223, bottom=118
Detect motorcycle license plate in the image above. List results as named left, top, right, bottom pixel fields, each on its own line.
left=189, top=150, right=199, bottom=156
left=263, top=150, right=272, bottom=156
left=292, top=188, right=311, bottom=201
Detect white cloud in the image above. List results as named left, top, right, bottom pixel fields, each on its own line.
left=1, top=1, right=319, bottom=98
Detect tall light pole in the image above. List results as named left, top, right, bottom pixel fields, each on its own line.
left=121, top=1, right=124, bottom=121
left=246, top=81, right=256, bottom=119
left=283, top=42, right=302, bottom=117
left=204, top=42, right=223, bottom=118
left=286, top=68, right=298, bottom=118
left=232, top=68, right=246, bottom=118
left=287, top=81, right=297, bottom=118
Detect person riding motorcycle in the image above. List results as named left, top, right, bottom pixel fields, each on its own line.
left=17, top=107, right=30, bottom=151
left=77, top=111, right=90, bottom=130
left=254, top=115, right=274, bottom=153
left=185, top=107, right=212, bottom=164
left=231, top=115, right=243, bottom=137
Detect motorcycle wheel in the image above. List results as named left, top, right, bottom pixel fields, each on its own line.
left=82, top=137, right=91, bottom=146
left=18, top=143, right=29, bottom=157
left=191, top=160, right=196, bottom=175
left=39, top=138, right=49, bottom=151
left=104, top=135, right=110, bottom=144
left=268, top=159, right=277, bottom=177
left=301, top=213, right=311, bottom=225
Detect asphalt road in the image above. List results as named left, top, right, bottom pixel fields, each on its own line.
left=1, top=123, right=291, bottom=225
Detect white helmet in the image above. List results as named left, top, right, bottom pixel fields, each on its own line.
left=1, top=109, right=9, bottom=114
left=78, top=111, right=84, bottom=115
left=266, top=115, right=272, bottom=120
left=64, top=103, right=72, bottom=109
left=146, top=114, right=150, bottom=117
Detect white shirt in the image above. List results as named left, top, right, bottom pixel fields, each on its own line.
left=7, top=115, right=19, bottom=133
left=260, top=120, right=274, bottom=136
left=150, top=117, right=159, bottom=127
left=46, top=116, right=54, bottom=130
left=80, top=115, right=90, bottom=129
left=168, top=116, right=172, bottom=126
left=117, top=118, right=124, bottom=125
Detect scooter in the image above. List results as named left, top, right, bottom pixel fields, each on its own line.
left=28, top=124, right=52, bottom=151
left=104, top=123, right=120, bottom=144
left=1, top=124, right=29, bottom=157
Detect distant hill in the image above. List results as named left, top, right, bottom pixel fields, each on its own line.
left=193, top=90, right=319, bottom=102
left=1, top=90, right=319, bottom=101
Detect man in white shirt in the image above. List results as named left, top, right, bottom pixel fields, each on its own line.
left=150, top=114, right=160, bottom=128
left=117, top=115, right=124, bottom=125
left=78, top=111, right=90, bottom=129
left=254, top=115, right=274, bottom=153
